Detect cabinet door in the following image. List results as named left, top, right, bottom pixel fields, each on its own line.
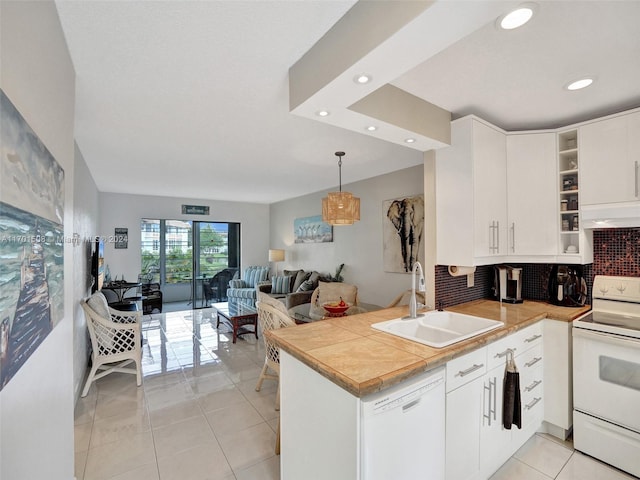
left=473, top=120, right=507, bottom=258
left=506, top=133, right=558, bottom=255
left=446, top=377, right=483, bottom=480
left=480, top=364, right=511, bottom=477
left=581, top=112, right=640, bottom=205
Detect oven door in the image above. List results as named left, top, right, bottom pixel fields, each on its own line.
left=573, top=327, right=640, bottom=433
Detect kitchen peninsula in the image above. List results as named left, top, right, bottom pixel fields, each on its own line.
left=267, top=300, right=590, bottom=480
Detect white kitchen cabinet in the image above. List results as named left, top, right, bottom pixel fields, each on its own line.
left=542, top=319, right=573, bottom=440
left=445, top=348, right=487, bottom=480
left=480, top=362, right=509, bottom=477
left=580, top=110, right=640, bottom=205
left=436, top=116, right=507, bottom=266
left=506, top=133, right=558, bottom=257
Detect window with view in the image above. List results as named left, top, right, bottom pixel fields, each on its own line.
left=141, top=219, right=240, bottom=287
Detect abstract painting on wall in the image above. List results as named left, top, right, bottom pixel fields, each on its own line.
left=0, top=90, right=65, bottom=390
left=383, top=195, right=425, bottom=273
left=294, top=215, right=333, bottom=243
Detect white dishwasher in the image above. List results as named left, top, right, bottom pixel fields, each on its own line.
left=360, top=366, right=445, bottom=480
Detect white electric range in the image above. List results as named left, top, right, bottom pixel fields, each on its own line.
left=573, top=275, right=640, bottom=477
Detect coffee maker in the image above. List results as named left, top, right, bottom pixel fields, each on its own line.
left=548, top=264, right=587, bottom=307
left=492, top=265, right=523, bottom=304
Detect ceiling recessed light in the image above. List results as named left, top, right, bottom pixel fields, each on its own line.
left=366, top=126, right=377, bottom=132
left=354, top=74, right=372, bottom=85
left=404, top=138, right=416, bottom=144
left=499, top=5, right=535, bottom=30
left=565, top=78, right=594, bottom=91
left=316, top=110, right=330, bottom=117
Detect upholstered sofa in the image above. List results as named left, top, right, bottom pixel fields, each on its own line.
left=257, top=269, right=332, bottom=309
left=226, top=266, right=270, bottom=307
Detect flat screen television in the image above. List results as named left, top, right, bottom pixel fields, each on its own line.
left=91, top=237, right=105, bottom=293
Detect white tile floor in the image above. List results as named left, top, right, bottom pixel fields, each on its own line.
left=74, top=308, right=637, bottom=480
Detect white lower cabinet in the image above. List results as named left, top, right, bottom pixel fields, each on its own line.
left=446, top=323, right=544, bottom=480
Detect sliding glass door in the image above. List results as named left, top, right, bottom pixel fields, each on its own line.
left=141, top=219, right=240, bottom=308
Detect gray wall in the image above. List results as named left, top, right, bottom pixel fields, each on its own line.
left=98, top=192, right=270, bottom=301
left=0, top=1, right=76, bottom=478
left=269, top=165, right=425, bottom=307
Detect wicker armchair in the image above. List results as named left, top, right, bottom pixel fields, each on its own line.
left=80, top=292, right=142, bottom=397
left=255, top=293, right=296, bottom=410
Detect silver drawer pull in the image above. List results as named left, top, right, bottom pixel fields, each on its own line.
left=455, top=363, right=484, bottom=377
left=525, top=380, right=542, bottom=392
left=495, top=348, right=516, bottom=359
left=525, top=356, right=542, bottom=368
left=524, top=334, right=542, bottom=343
left=525, top=397, right=542, bottom=410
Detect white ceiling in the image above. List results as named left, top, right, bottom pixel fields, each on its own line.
left=55, top=1, right=640, bottom=204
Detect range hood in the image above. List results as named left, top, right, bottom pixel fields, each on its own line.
left=582, top=202, right=640, bottom=229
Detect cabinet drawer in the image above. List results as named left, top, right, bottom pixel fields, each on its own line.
left=487, top=323, right=542, bottom=370
left=446, top=347, right=487, bottom=393
left=518, top=344, right=543, bottom=379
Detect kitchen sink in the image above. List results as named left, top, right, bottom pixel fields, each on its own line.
left=371, top=311, right=504, bottom=348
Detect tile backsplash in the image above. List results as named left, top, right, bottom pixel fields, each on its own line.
left=593, top=228, right=640, bottom=276
left=435, top=228, right=639, bottom=309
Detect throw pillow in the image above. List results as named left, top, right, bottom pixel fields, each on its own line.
left=296, top=279, right=315, bottom=292
left=292, top=270, right=311, bottom=292
left=271, top=275, right=292, bottom=295
left=284, top=269, right=304, bottom=292
left=88, top=291, right=110, bottom=319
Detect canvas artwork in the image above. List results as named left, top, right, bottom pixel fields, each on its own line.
left=0, top=90, right=65, bottom=390
left=383, top=195, right=425, bottom=273
left=294, top=215, right=333, bottom=243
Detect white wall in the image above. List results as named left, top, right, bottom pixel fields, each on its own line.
left=269, top=165, right=425, bottom=307
left=98, top=192, right=270, bottom=301
left=0, top=1, right=76, bottom=478
left=72, top=144, right=99, bottom=398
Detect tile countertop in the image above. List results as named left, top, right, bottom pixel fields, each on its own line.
left=266, top=299, right=591, bottom=398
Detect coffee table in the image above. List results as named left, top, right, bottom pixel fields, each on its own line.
left=212, top=301, right=258, bottom=343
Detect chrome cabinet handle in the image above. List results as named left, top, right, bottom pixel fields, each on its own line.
left=496, top=221, right=500, bottom=253
left=524, top=334, right=542, bottom=343
left=492, top=377, right=497, bottom=421
left=510, top=222, right=515, bottom=252
left=494, top=348, right=516, bottom=359
left=489, top=222, right=497, bottom=252
left=525, top=397, right=542, bottom=410
left=483, top=377, right=496, bottom=425
left=635, top=161, right=639, bottom=198
left=525, top=356, right=542, bottom=368
left=455, top=363, right=484, bottom=377
left=525, top=379, right=542, bottom=392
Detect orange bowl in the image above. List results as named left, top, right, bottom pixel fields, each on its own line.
left=322, top=301, right=351, bottom=314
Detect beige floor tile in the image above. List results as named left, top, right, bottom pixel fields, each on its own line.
left=141, top=370, right=186, bottom=389
left=197, top=384, right=245, bottom=413
left=245, top=391, right=279, bottom=422
left=489, top=458, right=553, bottom=480
left=216, top=422, right=277, bottom=472
left=204, top=400, right=264, bottom=437
left=148, top=398, right=203, bottom=429
left=556, top=451, right=637, bottom=480
left=83, top=431, right=156, bottom=480
left=145, top=380, right=196, bottom=412
left=266, top=416, right=279, bottom=433
left=513, top=433, right=573, bottom=478
left=234, top=455, right=280, bottom=480
left=75, top=449, right=88, bottom=480
left=93, top=393, right=146, bottom=422
left=537, top=431, right=574, bottom=450
left=75, top=394, right=98, bottom=425
left=90, top=407, right=150, bottom=449
left=156, top=442, right=234, bottom=480
left=106, top=463, right=160, bottom=480
left=152, top=415, right=217, bottom=459
left=188, top=370, right=234, bottom=395
left=75, top=421, right=93, bottom=453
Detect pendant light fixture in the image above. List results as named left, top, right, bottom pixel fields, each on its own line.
left=322, top=151, right=360, bottom=225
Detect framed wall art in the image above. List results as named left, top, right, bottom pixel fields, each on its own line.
left=383, top=194, right=425, bottom=273
left=294, top=215, right=333, bottom=243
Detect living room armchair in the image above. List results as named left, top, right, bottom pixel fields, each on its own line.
left=226, top=265, right=269, bottom=307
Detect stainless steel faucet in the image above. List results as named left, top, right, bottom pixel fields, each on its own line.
left=408, top=261, right=426, bottom=319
